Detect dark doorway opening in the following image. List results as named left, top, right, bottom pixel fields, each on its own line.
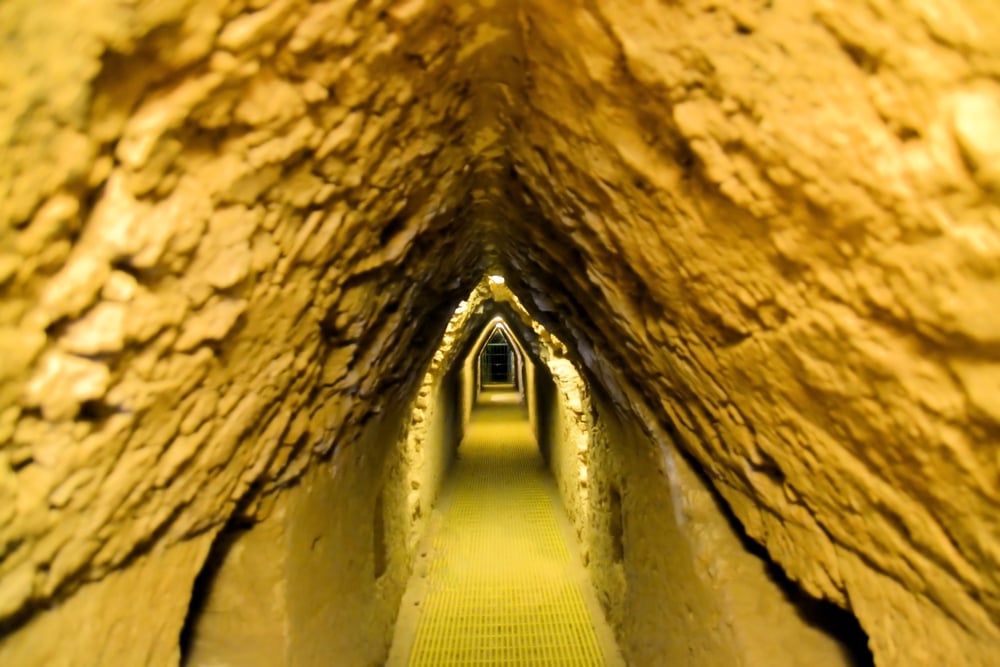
left=480, top=328, right=513, bottom=385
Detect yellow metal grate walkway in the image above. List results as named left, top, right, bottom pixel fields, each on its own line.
left=391, top=390, right=617, bottom=666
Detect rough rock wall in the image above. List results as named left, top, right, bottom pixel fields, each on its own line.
left=506, top=288, right=864, bottom=664
left=1, top=0, right=999, bottom=665
left=586, top=391, right=866, bottom=666
left=1, top=0, right=488, bottom=657
left=503, top=1, right=1000, bottom=663
left=184, top=281, right=490, bottom=667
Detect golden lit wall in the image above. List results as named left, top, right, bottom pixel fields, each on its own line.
left=1, top=0, right=998, bottom=664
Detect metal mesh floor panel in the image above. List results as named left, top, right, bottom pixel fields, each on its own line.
left=407, top=393, right=606, bottom=666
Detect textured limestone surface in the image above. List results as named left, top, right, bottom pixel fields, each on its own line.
left=2, top=0, right=1000, bottom=665
left=128, top=281, right=494, bottom=665
left=508, top=294, right=863, bottom=664
left=501, top=2, right=1000, bottom=663
left=1, top=0, right=488, bottom=657
left=583, top=388, right=869, bottom=666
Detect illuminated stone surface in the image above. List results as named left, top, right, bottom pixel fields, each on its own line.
left=1, top=1, right=998, bottom=665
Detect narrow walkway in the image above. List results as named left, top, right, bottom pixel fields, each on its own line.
left=389, top=391, right=620, bottom=666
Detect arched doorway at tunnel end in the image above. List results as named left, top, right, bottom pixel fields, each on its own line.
left=480, top=326, right=515, bottom=387
left=467, top=317, right=528, bottom=410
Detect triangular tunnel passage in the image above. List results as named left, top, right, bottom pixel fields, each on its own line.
left=479, top=325, right=515, bottom=386
left=179, top=277, right=874, bottom=667
left=2, top=3, right=994, bottom=667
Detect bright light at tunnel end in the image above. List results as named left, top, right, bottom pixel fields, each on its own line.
left=488, top=275, right=505, bottom=285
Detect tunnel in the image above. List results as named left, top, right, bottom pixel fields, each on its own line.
left=1, top=1, right=999, bottom=665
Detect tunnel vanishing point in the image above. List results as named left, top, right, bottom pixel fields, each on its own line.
left=1, top=0, right=1000, bottom=665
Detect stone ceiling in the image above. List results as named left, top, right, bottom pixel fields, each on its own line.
left=1, top=0, right=999, bottom=663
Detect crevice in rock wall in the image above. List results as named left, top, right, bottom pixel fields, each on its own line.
left=695, top=443, right=877, bottom=667
left=607, top=485, right=624, bottom=565
left=757, top=557, right=876, bottom=667
left=177, top=488, right=290, bottom=667
left=373, top=490, right=388, bottom=580
left=178, top=518, right=251, bottom=663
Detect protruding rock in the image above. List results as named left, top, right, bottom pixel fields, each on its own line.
left=59, top=302, right=127, bottom=356
left=175, top=297, right=248, bottom=352
left=24, top=351, right=111, bottom=420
